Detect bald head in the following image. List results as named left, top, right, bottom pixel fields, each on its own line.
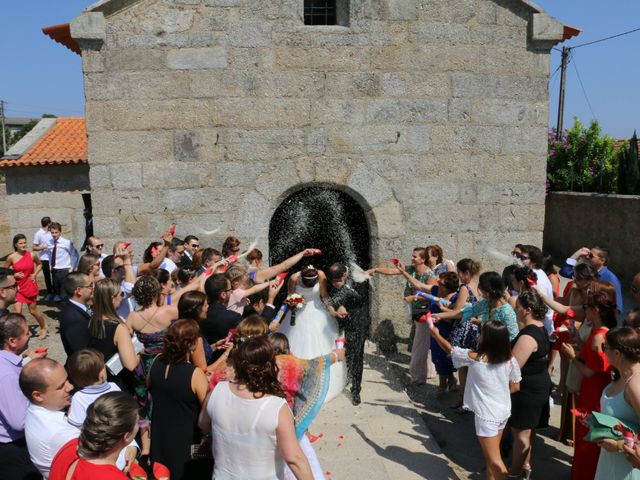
left=19, top=358, right=59, bottom=401
left=19, top=359, right=73, bottom=411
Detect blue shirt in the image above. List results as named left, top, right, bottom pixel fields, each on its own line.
left=0, top=350, right=29, bottom=442
left=560, top=261, right=623, bottom=315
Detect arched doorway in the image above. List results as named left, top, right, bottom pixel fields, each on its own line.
left=269, top=184, right=371, bottom=292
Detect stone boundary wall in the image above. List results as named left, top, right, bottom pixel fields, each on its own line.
left=0, top=183, right=11, bottom=258
left=543, top=192, right=639, bottom=282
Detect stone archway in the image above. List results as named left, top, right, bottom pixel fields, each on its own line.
left=269, top=185, right=371, bottom=274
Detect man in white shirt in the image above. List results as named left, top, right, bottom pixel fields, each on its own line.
left=85, top=236, right=108, bottom=280
left=47, top=222, right=79, bottom=303
left=521, top=245, right=555, bottom=335
left=20, top=358, right=135, bottom=478
left=159, top=237, right=185, bottom=274
left=32, top=216, right=54, bottom=301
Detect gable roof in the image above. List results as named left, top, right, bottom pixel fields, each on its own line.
left=0, top=118, right=88, bottom=168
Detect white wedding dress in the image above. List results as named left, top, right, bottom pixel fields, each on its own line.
left=278, top=277, right=346, bottom=403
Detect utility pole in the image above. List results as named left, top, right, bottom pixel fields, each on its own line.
left=0, top=100, right=6, bottom=155
left=556, top=46, right=570, bottom=135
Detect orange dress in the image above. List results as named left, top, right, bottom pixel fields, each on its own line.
left=13, top=253, right=39, bottom=304
left=572, top=327, right=612, bottom=480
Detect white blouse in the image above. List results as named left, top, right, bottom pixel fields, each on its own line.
left=451, top=347, right=522, bottom=422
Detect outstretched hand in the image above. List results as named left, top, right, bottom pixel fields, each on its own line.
left=335, top=306, right=348, bottom=319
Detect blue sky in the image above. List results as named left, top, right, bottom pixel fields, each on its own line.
left=1, top=0, right=638, bottom=138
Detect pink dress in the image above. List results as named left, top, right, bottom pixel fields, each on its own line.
left=14, top=253, right=39, bottom=304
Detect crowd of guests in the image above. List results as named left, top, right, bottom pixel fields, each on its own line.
left=1, top=213, right=640, bottom=479
left=367, top=243, right=640, bottom=480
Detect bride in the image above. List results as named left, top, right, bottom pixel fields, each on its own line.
left=278, top=265, right=346, bottom=403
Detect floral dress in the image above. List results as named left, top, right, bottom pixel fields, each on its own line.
left=451, top=299, right=518, bottom=350
left=133, top=329, right=167, bottom=427
left=450, top=284, right=479, bottom=349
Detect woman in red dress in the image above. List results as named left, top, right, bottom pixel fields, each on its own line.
left=4, top=234, right=47, bottom=338
left=50, top=392, right=139, bottom=480
left=560, top=282, right=618, bottom=480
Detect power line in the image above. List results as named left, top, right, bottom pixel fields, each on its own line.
left=572, top=25, right=640, bottom=49
left=569, top=51, right=597, bottom=120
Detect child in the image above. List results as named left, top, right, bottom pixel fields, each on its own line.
left=430, top=319, right=521, bottom=480
left=66, top=349, right=120, bottom=428
left=225, top=265, right=271, bottom=314
left=427, top=272, right=460, bottom=395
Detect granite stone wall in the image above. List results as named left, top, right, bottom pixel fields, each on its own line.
left=74, top=0, right=561, bottom=335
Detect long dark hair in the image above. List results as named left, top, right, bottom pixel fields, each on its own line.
left=476, top=320, right=512, bottom=364
left=178, top=290, right=207, bottom=322
left=478, top=271, right=506, bottom=302
left=229, top=336, right=284, bottom=399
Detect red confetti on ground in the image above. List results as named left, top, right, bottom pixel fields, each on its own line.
left=337, top=443, right=342, bottom=447
left=326, top=472, right=332, bottom=476
left=339, top=435, right=344, bottom=439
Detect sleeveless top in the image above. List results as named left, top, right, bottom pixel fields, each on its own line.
left=14, top=252, right=39, bottom=302
left=208, top=382, right=288, bottom=479
left=513, top=325, right=551, bottom=404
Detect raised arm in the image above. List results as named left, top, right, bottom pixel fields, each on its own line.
left=254, top=248, right=318, bottom=283
left=535, top=286, right=583, bottom=316
left=137, top=230, right=172, bottom=275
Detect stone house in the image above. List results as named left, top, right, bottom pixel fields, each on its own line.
left=51, top=0, right=576, bottom=334
left=0, top=117, right=91, bottom=250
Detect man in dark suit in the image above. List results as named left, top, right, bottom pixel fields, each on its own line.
left=242, top=279, right=285, bottom=324
left=59, top=272, right=93, bottom=359
left=179, top=235, right=199, bottom=269
left=202, top=274, right=241, bottom=354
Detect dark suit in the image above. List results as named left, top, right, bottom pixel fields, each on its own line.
left=59, top=300, right=91, bottom=359
left=242, top=304, right=276, bottom=323
left=178, top=254, right=193, bottom=269
left=202, top=303, right=242, bottom=346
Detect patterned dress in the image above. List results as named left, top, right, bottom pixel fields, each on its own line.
left=133, top=329, right=167, bottom=427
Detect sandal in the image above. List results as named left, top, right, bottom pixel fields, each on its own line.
left=37, top=328, right=49, bottom=340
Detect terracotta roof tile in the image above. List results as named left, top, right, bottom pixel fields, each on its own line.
left=0, top=118, right=87, bottom=168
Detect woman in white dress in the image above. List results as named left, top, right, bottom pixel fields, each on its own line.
left=278, top=266, right=346, bottom=403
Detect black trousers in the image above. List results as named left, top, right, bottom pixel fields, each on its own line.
left=52, top=268, right=70, bottom=296
left=40, top=260, right=53, bottom=294
left=343, top=319, right=370, bottom=396
left=0, top=438, right=42, bottom=480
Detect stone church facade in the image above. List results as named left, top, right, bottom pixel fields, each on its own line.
left=69, top=0, right=573, bottom=332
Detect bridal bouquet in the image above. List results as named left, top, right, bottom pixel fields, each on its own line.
left=285, top=293, right=305, bottom=326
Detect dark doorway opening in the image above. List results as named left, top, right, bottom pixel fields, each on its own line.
left=269, top=186, right=370, bottom=273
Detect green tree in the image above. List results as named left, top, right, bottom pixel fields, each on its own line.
left=547, top=117, right=617, bottom=193
left=617, top=131, right=640, bottom=195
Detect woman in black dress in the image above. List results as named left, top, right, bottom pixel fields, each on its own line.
left=149, top=319, right=211, bottom=479
left=88, top=278, right=140, bottom=392
left=509, top=289, right=551, bottom=479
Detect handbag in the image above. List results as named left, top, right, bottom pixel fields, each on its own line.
left=565, top=360, right=584, bottom=394
left=581, top=411, right=639, bottom=443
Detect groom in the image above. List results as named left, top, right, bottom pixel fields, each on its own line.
left=325, top=262, right=370, bottom=406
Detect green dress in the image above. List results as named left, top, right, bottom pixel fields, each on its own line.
left=595, top=382, right=640, bottom=480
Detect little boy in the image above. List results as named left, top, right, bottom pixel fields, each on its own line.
left=66, top=349, right=120, bottom=428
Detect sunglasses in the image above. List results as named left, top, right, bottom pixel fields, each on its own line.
left=190, top=244, right=199, bottom=248
left=93, top=244, right=104, bottom=249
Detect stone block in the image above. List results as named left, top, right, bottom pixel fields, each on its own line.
left=163, top=187, right=237, bottom=213
left=372, top=199, right=405, bottom=238
left=274, top=47, right=370, bottom=71
left=419, top=154, right=483, bottom=182
left=215, top=162, right=265, bottom=187
left=234, top=191, right=273, bottom=239
left=452, top=73, right=548, bottom=101
left=97, top=99, right=218, bottom=130
left=477, top=182, right=546, bottom=205
left=387, top=0, right=417, bottom=20
left=366, top=20, right=409, bottom=45
left=458, top=183, right=478, bottom=204
left=142, top=161, right=209, bottom=189
left=406, top=126, right=430, bottom=153
left=347, top=163, right=393, bottom=208
left=394, top=181, right=459, bottom=205
left=310, top=100, right=366, bottom=125
left=110, top=163, right=142, bottom=190
left=223, top=21, right=272, bottom=47
left=91, top=188, right=161, bottom=214
left=430, top=125, right=504, bottom=154
left=308, top=157, right=355, bottom=185
left=82, top=51, right=104, bottom=73
left=204, top=0, right=240, bottom=5
left=89, top=165, right=111, bottom=188
left=381, top=72, right=450, bottom=98
left=119, top=213, right=150, bottom=238
left=70, top=12, right=106, bottom=41
left=409, top=22, right=470, bottom=44
left=364, top=154, right=420, bottom=184
left=371, top=45, right=479, bottom=72
left=217, top=128, right=307, bottom=162
left=307, top=129, right=326, bottom=155
left=105, top=48, right=167, bottom=71
left=472, top=100, right=547, bottom=126
left=191, top=70, right=324, bottom=98
left=417, top=0, right=477, bottom=23
left=502, top=127, right=548, bottom=154
left=88, top=130, right=174, bottom=165
left=448, top=98, right=472, bottom=123
left=478, top=46, right=548, bottom=76
left=367, top=99, right=448, bottom=124
left=214, top=99, right=311, bottom=128
left=409, top=204, right=480, bottom=232
left=326, top=72, right=382, bottom=98
left=328, top=125, right=420, bottom=154
left=470, top=25, right=526, bottom=47
left=498, top=205, right=529, bottom=231
left=167, top=47, right=227, bottom=70
left=272, top=29, right=369, bottom=48
left=255, top=159, right=301, bottom=202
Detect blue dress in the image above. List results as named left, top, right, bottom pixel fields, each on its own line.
left=429, top=288, right=458, bottom=375
left=594, top=382, right=640, bottom=480
left=451, top=298, right=519, bottom=350
left=450, top=284, right=480, bottom=349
